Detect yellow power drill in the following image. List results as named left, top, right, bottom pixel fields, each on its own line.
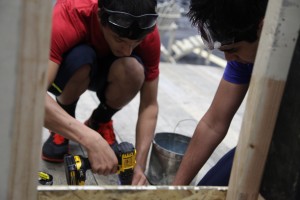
left=64, top=141, right=136, bottom=185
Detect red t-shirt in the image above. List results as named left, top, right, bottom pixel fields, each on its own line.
left=50, top=0, right=160, bottom=81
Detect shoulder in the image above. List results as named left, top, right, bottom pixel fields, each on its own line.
left=136, top=26, right=160, bottom=59
left=51, top=0, right=98, bottom=63
left=58, top=0, right=97, bottom=8
left=135, top=27, right=160, bottom=81
left=140, top=27, right=160, bottom=47
left=223, top=61, right=254, bottom=84
left=55, top=0, right=98, bottom=16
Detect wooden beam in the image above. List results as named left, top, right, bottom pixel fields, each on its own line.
left=37, top=186, right=227, bottom=200
left=0, top=0, right=52, bottom=199
left=260, top=27, right=300, bottom=199
left=227, top=0, right=300, bottom=199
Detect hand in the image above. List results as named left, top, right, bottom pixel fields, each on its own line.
left=85, top=135, right=118, bottom=175
left=131, top=164, right=149, bottom=185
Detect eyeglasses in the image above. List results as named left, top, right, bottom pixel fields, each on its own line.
left=199, top=22, right=235, bottom=50
left=102, top=7, right=158, bottom=29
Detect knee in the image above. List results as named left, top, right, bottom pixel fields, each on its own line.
left=64, top=44, right=97, bottom=70
left=71, top=64, right=91, bottom=84
left=71, top=45, right=96, bottom=61
left=118, top=57, right=145, bottom=84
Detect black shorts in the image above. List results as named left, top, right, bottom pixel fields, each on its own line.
left=48, top=44, right=143, bottom=102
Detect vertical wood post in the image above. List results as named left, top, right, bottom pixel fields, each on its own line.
left=226, top=0, right=300, bottom=199
left=260, top=30, right=300, bottom=200
left=0, top=0, right=52, bottom=199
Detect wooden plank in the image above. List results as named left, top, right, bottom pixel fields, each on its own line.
left=37, top=186, right=227, bottom=200
left=0, top=0, right=52, bottom=199
left=260, top=28, right=300, bottom=199
left=0, top=1, right=22, bottom=197
left=227, top=0, right=300, bottom=199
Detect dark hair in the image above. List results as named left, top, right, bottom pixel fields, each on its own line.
left=98, top=0, right=157, bottom=40
left=188, top=0, right=268, bottom=43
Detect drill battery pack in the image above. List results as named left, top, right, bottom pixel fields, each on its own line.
left=114, top=142, right=136, bottom=185
left=64, top=155, right=91, bottom=185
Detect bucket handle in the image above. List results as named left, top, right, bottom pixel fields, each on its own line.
left=173, top=118, right=198, bottom=133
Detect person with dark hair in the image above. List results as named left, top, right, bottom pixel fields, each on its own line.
left=172, top=0, right=269, bottom=186
left=42, top=0, right=160, bottom=185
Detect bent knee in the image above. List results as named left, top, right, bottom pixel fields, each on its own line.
left=114, top=57, right=145, bottom=82
left=70, top=64, right=91, bottom=83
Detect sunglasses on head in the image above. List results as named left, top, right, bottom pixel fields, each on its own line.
left=102, top=7, right=158, bottom=30
left=199, top=22, right=235, bottom=50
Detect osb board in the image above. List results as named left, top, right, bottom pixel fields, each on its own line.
left=37, top=186, right=227, bottom=200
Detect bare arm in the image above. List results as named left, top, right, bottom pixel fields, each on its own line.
left=44, top=60, right=118, bottom=175
left=172, top=78, right=248, bottom=185
left=131, top=77, right=159, bottom=185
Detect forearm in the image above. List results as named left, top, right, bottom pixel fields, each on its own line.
left=172, top=119, right=226, bottom=185
left=135, top=103, right=158, bottom=170
left=44, top=94, right=100, bottom=148
left=44, top=94, right=118, bottom=174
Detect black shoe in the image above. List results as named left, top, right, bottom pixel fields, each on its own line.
left=42, top=131, right=69, bottom=163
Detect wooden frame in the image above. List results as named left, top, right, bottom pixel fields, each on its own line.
left=1, top=0, right=299, bottom=199
left=37, top=186, right=227, bottom=200
left=0, top=0, right=52, bottom=199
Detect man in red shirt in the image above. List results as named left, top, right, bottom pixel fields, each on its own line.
left=43, top=0, right=160, bottom=185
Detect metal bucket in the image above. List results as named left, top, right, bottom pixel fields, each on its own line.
left=146, top=132, right=191, bottom=185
